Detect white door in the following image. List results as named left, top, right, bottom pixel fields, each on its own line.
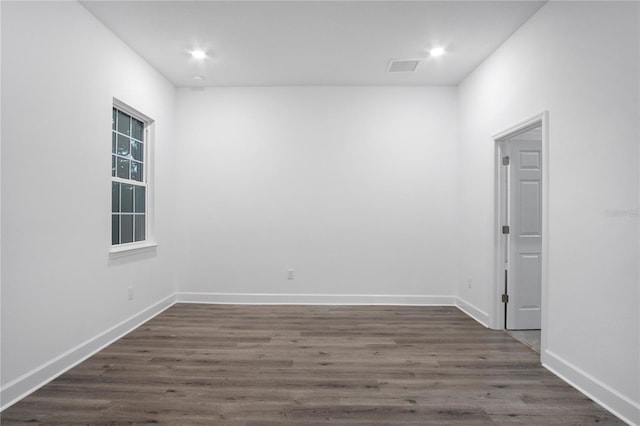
left=506, top=137, right=542, bottom=330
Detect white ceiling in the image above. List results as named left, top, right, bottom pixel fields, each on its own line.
left=80, top=1, right=545, bottom=87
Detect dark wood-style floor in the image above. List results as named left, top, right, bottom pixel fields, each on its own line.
left=2, top=304, right=622, bottom=425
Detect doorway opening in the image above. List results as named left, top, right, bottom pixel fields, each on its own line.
left=493, top=112, right=548, bottom=355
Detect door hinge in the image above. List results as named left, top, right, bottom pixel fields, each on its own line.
left=502, top=156, right=510, bottom=165
left=502, top=225, right=510, bottom=234
left=501, top=294, right=509, bottom=303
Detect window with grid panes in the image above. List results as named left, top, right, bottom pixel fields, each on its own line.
left=111, top=106, right=146, bottom=246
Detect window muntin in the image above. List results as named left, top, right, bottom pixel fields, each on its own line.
left=111, top=106, right=146, bottom=246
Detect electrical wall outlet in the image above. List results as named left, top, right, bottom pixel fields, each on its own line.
left=287, top=269, right=294, bottom=280
left=128, top=286, right=133, bottom=300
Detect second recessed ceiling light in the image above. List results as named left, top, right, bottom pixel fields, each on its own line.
left=429, top=47, right=446, bottom=57
left=191, top=49, right=207, bottom=60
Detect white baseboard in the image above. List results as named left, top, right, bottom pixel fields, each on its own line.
left=175, top=292, right=456, bottom=306
left=543, top=350, right=639, bottom=426
left=454, top=297, right=490, bottom=327
left=0, top=294, right=176, bottom=411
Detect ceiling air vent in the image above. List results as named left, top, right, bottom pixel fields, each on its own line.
left=387, top=59, right=420, bottom=73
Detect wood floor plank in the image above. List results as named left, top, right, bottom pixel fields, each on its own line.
left=1, top=304, right=623, bottom=425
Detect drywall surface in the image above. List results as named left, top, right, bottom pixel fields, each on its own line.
left=175, top=87, right=458, bottom=300
left=457, top=1, right=639, bottom=422
left=1, top=1, right=176, bottom=403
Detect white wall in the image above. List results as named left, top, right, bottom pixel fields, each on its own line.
left=1, top=1, right=176, bottom=407
left=175, top=87, right=458, bottom=303
left=457, top=1, right=639, bottom=423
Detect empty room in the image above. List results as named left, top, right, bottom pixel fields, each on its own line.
left=1, top=0, right=639, bottom=424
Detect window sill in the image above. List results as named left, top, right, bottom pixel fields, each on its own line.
left=109, top=241, right=158, bottom=258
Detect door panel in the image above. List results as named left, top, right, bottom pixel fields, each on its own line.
left=507, top=138, right=542, bottom=330
left=520, top=150, right=540, bottom=169
left=517, top=253, right=541, bottom=309
left=519, top=181, right=541, bottom=235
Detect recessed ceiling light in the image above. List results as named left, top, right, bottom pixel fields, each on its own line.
left=192, top=75, right=205, bottom=81
left=191, top=49, right=207, bottom=60
left=429, top=47, right=446, bottom=57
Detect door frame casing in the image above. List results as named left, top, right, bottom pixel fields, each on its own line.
left=491, top=112, right=549, bottom=351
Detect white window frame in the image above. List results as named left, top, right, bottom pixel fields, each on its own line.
left=110, top=98, right=156, bottom=256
